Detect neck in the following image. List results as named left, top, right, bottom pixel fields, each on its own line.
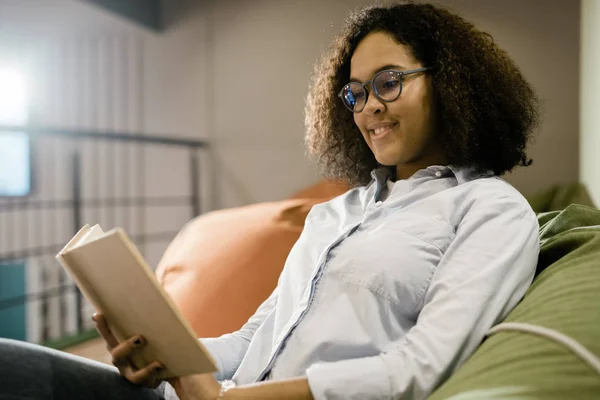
left=395, top=154, right=448, bottom=181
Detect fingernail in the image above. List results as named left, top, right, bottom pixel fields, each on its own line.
left=133, top=337, right=143, bottom=346
left=92, top=313, right=98, bottom=322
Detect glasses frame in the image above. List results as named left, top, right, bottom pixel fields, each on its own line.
left=338, top=66, right=434, bottom=113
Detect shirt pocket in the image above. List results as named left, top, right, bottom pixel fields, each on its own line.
left=379, top=212, right=456, bottom=253
left=326, top=212, right=455, bottom=316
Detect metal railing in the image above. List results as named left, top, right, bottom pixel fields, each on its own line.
left=0, top=126, right=210, bottom=346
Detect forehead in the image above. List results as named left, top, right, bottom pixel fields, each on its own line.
left=350, top=32, right=417, bottom=81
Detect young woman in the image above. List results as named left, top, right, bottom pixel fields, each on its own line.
left=0, top=2, right=541, bottom=399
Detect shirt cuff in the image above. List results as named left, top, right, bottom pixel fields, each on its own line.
left=199, top=338, right=228, bottom=381
left=306, top=355, right=392, bottom=400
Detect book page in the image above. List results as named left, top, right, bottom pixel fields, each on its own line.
left=72, top=224, right=105, bottom=249
left=58, top=225, right=91, bottom=255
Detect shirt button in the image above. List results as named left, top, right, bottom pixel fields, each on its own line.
left=435, top=171, right=442, bottom=178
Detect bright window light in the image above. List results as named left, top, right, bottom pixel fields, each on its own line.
left=0, top=68, right=31, bottom=196
left=0, top=133, right=31, bottom=196
left=0, top=68, right=28, bottom=126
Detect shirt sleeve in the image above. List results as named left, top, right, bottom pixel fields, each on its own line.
left=201, top=288, right=278, bottom=381
left=306, top=194, right=540, bottom=400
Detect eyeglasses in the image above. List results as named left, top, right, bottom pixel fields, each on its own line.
left=338, top=67, right=434, bottom=113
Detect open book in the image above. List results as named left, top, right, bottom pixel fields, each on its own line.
left=56, top=224, right=217, bottom=379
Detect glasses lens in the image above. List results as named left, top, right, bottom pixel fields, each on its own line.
left=341, top=82, right=366, bottom=112
left=373, top=71, right=402, bottom=101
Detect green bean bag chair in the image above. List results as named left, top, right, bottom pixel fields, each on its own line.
left=526, top=182, right=595, bottom=213
left=429, top=204, right=600, bottom=400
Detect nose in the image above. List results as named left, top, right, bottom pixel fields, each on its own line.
left=362, top=87, right=385, bottom=115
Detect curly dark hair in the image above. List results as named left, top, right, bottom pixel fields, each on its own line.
left=305, top=1, right=540, bottom=186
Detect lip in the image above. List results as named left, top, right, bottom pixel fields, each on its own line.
left=367, top=121, right=397, bottom=131
left=367, top=122, right=397, bottom=139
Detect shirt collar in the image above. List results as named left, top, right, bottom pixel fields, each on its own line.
left=370, top=166, right=393, bottom=184
left=370, top=165, right=494, bottom=187
left=370, top=167, right=394, bottom=200
left=447, top=165, right=495, bottom=184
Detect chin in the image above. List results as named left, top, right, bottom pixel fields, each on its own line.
left=374, top=153, right=402, bottom=167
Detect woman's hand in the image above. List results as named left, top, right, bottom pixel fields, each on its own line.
left=94, top=313, right=220, bottom=399
left=93, top=313, right=164, bottom=388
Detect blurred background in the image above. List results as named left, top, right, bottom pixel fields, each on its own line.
left=0, top=0, right=598, bottom=352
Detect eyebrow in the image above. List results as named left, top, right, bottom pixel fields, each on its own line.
left=350, top=64, right=406, bottom=82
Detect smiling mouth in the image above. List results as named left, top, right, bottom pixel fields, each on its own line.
left=370, top=123, right=397, bottom=138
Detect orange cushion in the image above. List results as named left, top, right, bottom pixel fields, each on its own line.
left=155, top=198, right=332, bottom=338
left=289, top=179, right=351, bottom=199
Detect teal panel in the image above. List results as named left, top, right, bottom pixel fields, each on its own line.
left=0, top=262, right=27, bottom=340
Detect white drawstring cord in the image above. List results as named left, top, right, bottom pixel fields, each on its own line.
left=488, top=322, right=600, bottom=377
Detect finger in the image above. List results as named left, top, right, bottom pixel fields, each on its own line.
left=143, top=376, right=163, bottom=389
left=116, top=363, right=137, bottom=381
left=116, top=363, right=160, bottom=389
left=93, top=313, right=119, bottom=349
left=127, top=361, right=164, bottom=386
left=111, top=335, right=146, bottom=367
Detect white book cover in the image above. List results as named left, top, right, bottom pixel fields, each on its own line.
left=56, top=224, right=217, bottom=379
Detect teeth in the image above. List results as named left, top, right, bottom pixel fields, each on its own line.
left=373, top=125, right=394, bottom=135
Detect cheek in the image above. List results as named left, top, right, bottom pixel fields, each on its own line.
left=353, top=114, right=367, bottom=134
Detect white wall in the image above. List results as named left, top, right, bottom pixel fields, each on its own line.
left=0, top=0, right=209, bottom=138
left=581, top=0, right=600, bottom=206
left=0, top=0, right=210, bottom=270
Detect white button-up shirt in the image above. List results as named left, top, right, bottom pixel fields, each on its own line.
left=195, top=165, right=540, bottom=399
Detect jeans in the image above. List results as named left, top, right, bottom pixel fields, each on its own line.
left=0, top=338, right=167, bottom=400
